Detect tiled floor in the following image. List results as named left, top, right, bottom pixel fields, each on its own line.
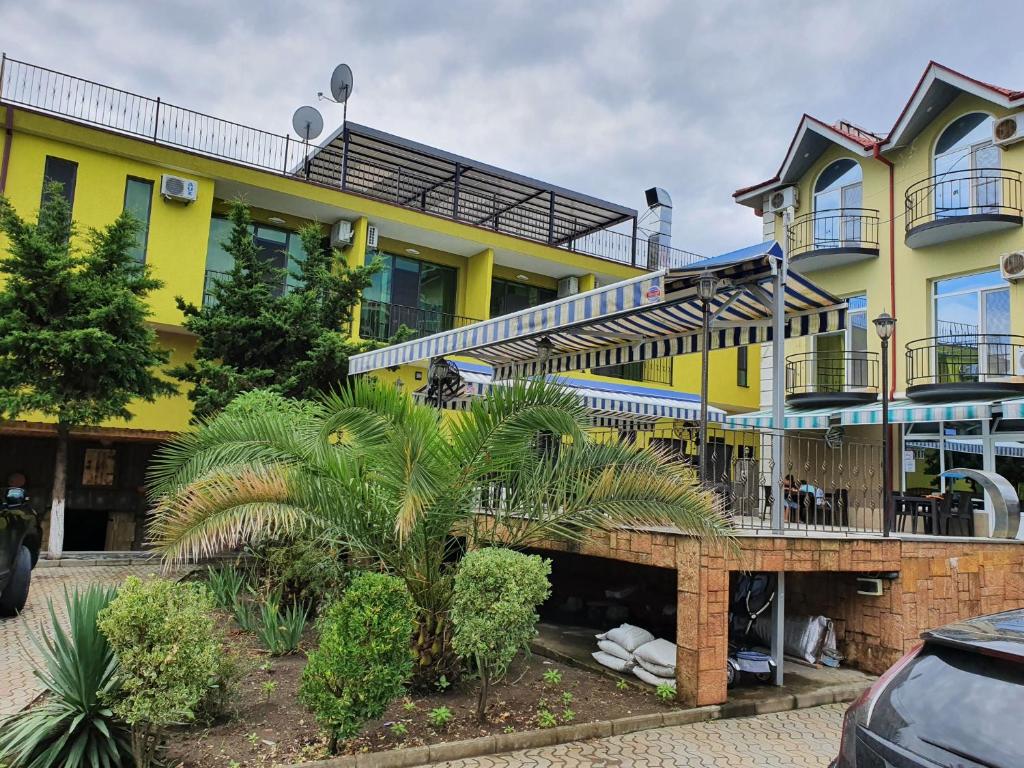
left=438, top=704, right=846, bottom=767
left=0, top=563, right=172, bottom=716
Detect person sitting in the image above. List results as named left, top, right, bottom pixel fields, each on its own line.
left=782, top=475, right=799, bottom=521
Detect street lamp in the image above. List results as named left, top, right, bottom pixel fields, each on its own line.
left=873, top=311, right=896, bottom=536
left=697, top=270, right=720, bottom=485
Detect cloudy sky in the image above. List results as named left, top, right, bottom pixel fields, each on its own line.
left=3, top=0, right=1021, bottom=255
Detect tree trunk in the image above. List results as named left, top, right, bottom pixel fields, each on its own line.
left=46, top=424, right=69, bottom=559
left=411, top=607, right=460, bottom=689
left=475, top=655, right=490, bottom=723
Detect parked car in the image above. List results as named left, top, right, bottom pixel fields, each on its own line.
left=0, top=487, right=42, bottom=616
left=832, top=608, right=1024, bottom=767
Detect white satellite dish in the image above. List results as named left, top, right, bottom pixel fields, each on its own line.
left=330, top=64, right=354, bottom=103
left=292, top=106, right=324, bottom=142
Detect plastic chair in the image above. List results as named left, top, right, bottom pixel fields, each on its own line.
left=941, top=491, right=976, bottom=537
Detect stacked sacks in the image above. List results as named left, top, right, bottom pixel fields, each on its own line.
left=632, top=638, right=677, bottom=689
left=591, top=623, right=655, bottom=673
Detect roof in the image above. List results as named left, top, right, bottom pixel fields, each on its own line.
left=349, top=240, right=846, bottom=379
left=924, top=609, right=1024, bottom=661
left=305, top=122, right=637, bottom=246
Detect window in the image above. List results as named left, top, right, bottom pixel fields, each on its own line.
left=813, top=294, right=868, bottom=391
left=360, top=252, right=458, bottom=340
left=736, top=346, right=749, bottom=387
left=813, top=159, right=863, bottom=246
left=934, top=112, right=999, bottom=217
left=203, top=216, right=307, bottom=305
left=123, top=178, right=154, bottom=262
left=933, top=270, right=1010, bottom=379
left=489, top=277, right=557, bottom=317
left=41, top=155, right=78, bottom=211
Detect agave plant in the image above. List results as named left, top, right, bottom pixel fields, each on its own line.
left=0, top=584, right=131, bottom=768
left=147, top=380, right=730, bottom=683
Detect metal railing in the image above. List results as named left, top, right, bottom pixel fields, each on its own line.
left=0, top=56, right=705, bottom=273
left=359, top=300, right=479, bottom=342
left=592, top=356, right=673, bottom=386
left=785, top=350, right=879, bottom=398
left=906, top=334, right=1024, bottom=388
left=905, top=168, right=1023, bottom=232
left=203, top=269, right=296, bottom=306
left=787, top=208, right=879, bottom=257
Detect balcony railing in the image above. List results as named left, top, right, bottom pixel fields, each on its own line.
left=0, top=56, right=705, bottom=273
left=905, top=169, right=1022, bottom=232
left=906, top=334, right=1024, bottom=398
left=359, top=300, right=479, bottom=342
left=785, top=350, right=879, bottom=406
left=787, top=208, right=879, bottom=258
left=593, top=356, right=673, bottom=386
left=203, top=269, right=297, bottom=306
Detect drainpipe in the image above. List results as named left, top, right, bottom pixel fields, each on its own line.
left=0, top=105, right=13, bottom=195
left=872, top=142, right=897, bottom=397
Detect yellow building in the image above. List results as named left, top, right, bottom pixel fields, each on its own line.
left=0, top=56, right=757, bottom=551
left=733, top=61, right=1024, bottom=534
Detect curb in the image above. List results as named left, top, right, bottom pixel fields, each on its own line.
left=286, top=681, right=867, bottom=767
left=35, top=552, right=238, bottom=568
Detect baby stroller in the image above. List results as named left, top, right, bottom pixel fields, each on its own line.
left=726, top=572, right=777, bottom=687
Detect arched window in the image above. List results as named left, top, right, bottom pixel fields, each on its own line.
left=813, top=159, right=863, bottom=245
left=934, top=112, right=999, bottom=217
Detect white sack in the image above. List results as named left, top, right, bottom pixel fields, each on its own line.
left=633, top=665, right=676, bottom=689
left=596, top=623, right=655, bottom=652
left=592, top=651, right=634, bottom=673
left=634, top=638, right=676, bottom=670
left=597, top=639, right=633, bottom=662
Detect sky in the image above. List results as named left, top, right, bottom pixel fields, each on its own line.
left=3, top=0, right=1024, bottom=256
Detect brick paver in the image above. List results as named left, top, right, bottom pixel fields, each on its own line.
left=0, top=563, right=174, bottom=716
left=438, top=704, right=845, bottom=767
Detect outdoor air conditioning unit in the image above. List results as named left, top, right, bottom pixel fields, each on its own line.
left=1000, top=250, right=1024, bottom=281
left=993, top=114, right=1024, bottom=147
left=763, top=186, right=798, bottom=214
left=160, top=174, right=198, bottom=204
left=366, top=224, right=380, bottom=249
left=330, top=219, right=354, bottom=247
left=557, top=275, right=580, bottom=298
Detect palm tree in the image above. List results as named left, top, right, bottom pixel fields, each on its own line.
left=147, top=379, right=731, bottom=682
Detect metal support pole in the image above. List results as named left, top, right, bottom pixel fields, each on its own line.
left=770, top=221, right=789, bottom=534
left=699, top=300, right=711, bottom=485
left=282, top=135, right=290, bottom=175
left=547, top=192, right=556, bottom=244
left=340, top=125, right=350, bottom=191
left=771, top=571, right=785, bottom=686
left=152, top=97, right=161, bottom=142
left=881, top=337, right=891, bottom=536
left=630, top=216, right=638, bottom=267
left=453, top=163, right=462, bottom=220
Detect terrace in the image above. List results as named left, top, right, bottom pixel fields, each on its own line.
left=0, top=56, right=703, bottom=272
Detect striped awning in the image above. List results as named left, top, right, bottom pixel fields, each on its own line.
left=414, top=361, right=726, bottom=424
left=725, top=405, right=838, bottom=431
left=725, top=397, right=995, bottom=430
left=349, top=241, right=846, bottom=378
left=907, top=438, right=1024, bottom=459
left=1001, top=397, right=1024, bottom=419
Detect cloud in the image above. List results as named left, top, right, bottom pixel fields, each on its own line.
left=3, top=0, right=1022, bottom=255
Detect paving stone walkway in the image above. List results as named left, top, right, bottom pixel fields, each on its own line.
left=438, top=704, right=845, bottom=767
left=0, top=562, right=175, bottom=716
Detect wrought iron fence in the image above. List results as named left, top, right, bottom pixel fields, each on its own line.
left=906, top=334, right=1024, bottom=387
left=785, top=350, right=879, bottom=398
left=905, top=168, right=1022, bottom=232
left=359, top=300, right=479, bottom=342
left=787, top=208, right=879, bottom=257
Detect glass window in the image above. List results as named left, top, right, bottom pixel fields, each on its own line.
left=490, top=277, right=557, bottom=317
left=41, top=155, right=78, bottom=211
left=812, top=293, right=867, bottom=390
left=934, top=112, right=999, bottom=217
left=203, top=215, right=305, bottom=305
left=736, top=346, right=748, bottom=387
left=123, top=178, right=153, bottom=262
left=359, top=252, right=458, bottom=340
left=933, top=270, right=1010, bottom=380
left=813, top=159, right=863, bottom=246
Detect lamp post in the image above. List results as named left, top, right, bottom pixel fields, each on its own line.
left=697, top=270, right=719, bottom=485
left=873, top=311, right=896, bottom=536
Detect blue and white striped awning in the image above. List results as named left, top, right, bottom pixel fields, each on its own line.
left=349, top=241, right=846, bottom=378
left=1002, top=396, right=1024, bottom=420
left=415, top=361, right=726, bottom=425
left=907, top=439, right=1024, bottom=459
left=725, top=398, right=995, bottom=430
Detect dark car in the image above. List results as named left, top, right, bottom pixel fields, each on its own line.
left=832, top=608, right=1024, bottom=768
left=0, top=487, right=42, bottom=616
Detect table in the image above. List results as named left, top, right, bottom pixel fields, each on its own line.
left=893, top=495, right=938, bottom=534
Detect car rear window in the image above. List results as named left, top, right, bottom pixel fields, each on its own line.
left=870, top=643, right=1024, bottom=767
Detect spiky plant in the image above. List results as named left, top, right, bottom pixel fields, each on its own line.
left=0, top=584, right=130, bottom=768
left=147, top=380, right=731, bottom=684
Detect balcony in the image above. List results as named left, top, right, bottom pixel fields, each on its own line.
left=0, top=56, right=706, bottom=274
left=592, top=356, right=673, bottom=386
left=786, top=209, right=879, bottom=271
left=359, top=300, right=479, bottom=343
left=905, top=169, right=1022, bottom=248
left=785, top=350, right=880, bottom=408
left=906, top=334, right=1024, bottom=401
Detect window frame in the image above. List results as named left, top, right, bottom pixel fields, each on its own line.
left=41, top=155, right=79, bottom=211
left=736, top=345, right=749, bottom=388
left=122, top=176, right=154, bottom=263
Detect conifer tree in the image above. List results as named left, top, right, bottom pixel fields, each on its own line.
left=0, top=184, right=175, bottom=557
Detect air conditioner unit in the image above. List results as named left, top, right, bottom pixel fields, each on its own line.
left=366, top=225, right=380, bottom=249
left=993, top=114, right=1024, bottom=147
left=1000, top=250, right=1024, bottom=281
left=160, top=174, right=198, bottom=203
left=330, top=219, right=353, bottom=247
left=557, top=275, right=580, bottom=298
left=763, top=186, right=798, bottom=214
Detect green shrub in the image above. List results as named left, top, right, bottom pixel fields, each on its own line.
left=198, top=647, right=250, bottom=723
left=255, top=592, right=308, bottom=655
left=427, top=706, right=453, bottom=729
left=98, top=577, right=222, bottom=768
left=249, top=536, right=347, bottom=610
left=298, top=572, right=416, bottom=749
left=451, top=548, right=551, bottom=722
left=0, top=585, right=131, bottom=768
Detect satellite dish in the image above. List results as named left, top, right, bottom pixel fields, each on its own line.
left=292, top=106, right=324, bottom=141
left=330, top=64, right=354, bottom=103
